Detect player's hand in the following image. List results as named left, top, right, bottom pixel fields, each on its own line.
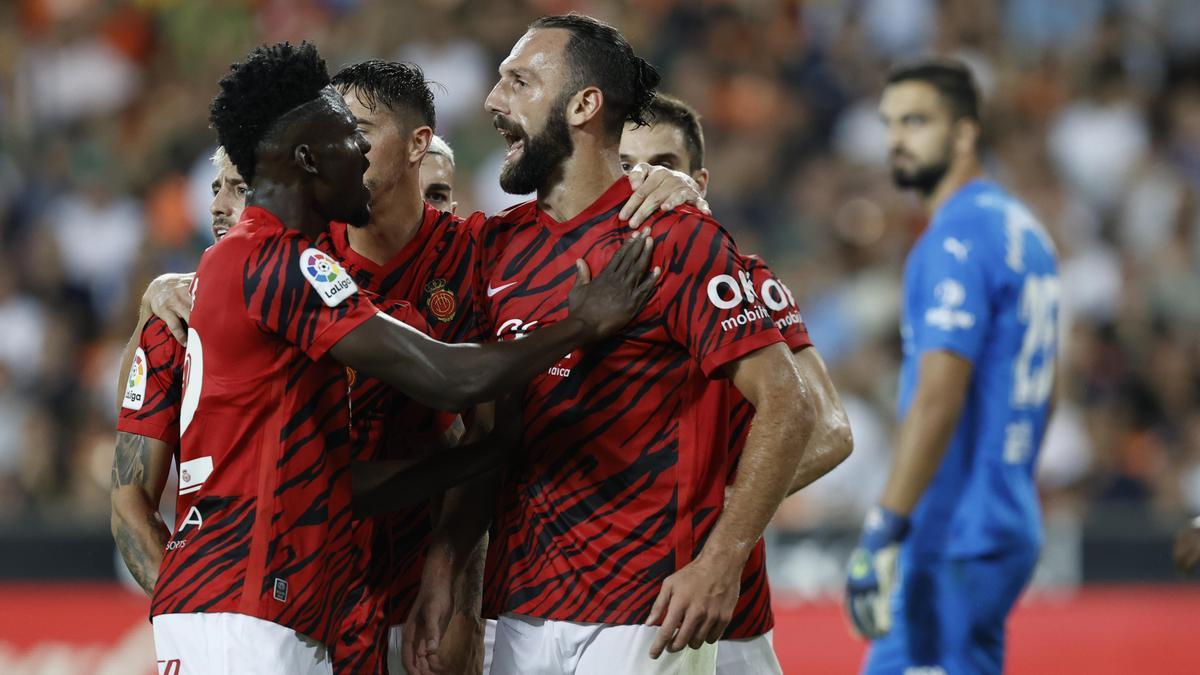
left=404, top=555, right=456, bottom=675
left=845, top=505, right=910, bottom=640
left=567, top=228, right=660, bottom=341
left=431, top=611, right=485, bottom=674
left=1173, top=518, right=1200, bottom=574
left=142, top=272, right=195, bottom=345
left=646, top=553, right=740, bottom=659
left=621, top=163, right=710, bottom=227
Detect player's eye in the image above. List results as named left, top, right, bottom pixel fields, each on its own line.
left=620, top=162, right=631, bottom=173
left=236, top=184, right=248, bottom=196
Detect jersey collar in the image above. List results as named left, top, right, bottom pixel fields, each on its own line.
left=329, top=203, right=442, bottom=278
left=538, top=177, right=633, bottom=234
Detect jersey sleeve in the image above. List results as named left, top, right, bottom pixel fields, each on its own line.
left=117, top=317, right=184, bottom=444
left=242, top=233, right=379, bottom=361
left=911, top=226, right=993, bottom=364
left=743, top=255, right=813, bottom=352
left=657, top=212, right=785, bottom=378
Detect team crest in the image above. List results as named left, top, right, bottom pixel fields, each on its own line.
left=424, top=278, right=456, bottom=323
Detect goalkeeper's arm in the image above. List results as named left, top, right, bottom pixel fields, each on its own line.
left=846, top=350, right=973, bottom=638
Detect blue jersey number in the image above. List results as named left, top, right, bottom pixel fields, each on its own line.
left=1012, top=274, right=1058, bottom=408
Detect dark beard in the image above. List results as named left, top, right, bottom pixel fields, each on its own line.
left=499, top=102, right=574, bottom=195
left=891, top=160, right=950, bottom=196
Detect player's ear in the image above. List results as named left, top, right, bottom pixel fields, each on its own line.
left=409, top=126, right=433, bottom=165
left=693, top=169, right=709, bottom=197
left=954, top=118, right=980, bottom=158
left=567, top=86, right=603, bottom=128
left=295, top=144, right=319, bottom=175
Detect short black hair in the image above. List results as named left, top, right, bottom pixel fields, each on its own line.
left=530, top=13, right=660, bottom=138
left=886, top=57, right=980, bottom=122
left=209, top=42, right=330, bottom=185
left=644, top=93, right=705, bottom=173
left=331, top=60, right=436, bottom=132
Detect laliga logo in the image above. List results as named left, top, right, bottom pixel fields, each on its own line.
left=305, top=252, right=341, bottom=283
left=127, top=354, right=145, bottom=390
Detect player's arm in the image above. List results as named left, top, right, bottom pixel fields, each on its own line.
left=1174, top=517, right=1200, bottom=574
left=116, top=273, right=195, bottom=408
left=403, top=396, right=520, bottom=675
left=880, top=351, right=972, bottom=514
left=110, top=431, right=173, bottom=595
left=787, top=347, right=853, bottom=493
left=330, top=233, right=658, bottom=411
left=649, top=342, right=815, bottom=657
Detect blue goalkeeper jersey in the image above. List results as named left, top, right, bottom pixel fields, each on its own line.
left=898, top=179, right=1059, bottom=559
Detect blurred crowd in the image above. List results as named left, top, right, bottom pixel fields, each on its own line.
left=0, top=0, right=1198, bottom=570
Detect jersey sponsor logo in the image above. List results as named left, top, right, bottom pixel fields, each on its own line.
left=424, top=278, right=457, bottom=322
left=487, top=280, right=519, bottom=297
left=925, top=278, right=975, bottom=331
left=496, top=318, right=538, bottom=339
left=721, top=306, right=771, bottom=332
left=759, top=277, right=796, bottom=311
left=775, top=311, right=804, bottom=330
left=180, top=328, right=203, bottom=436
left=706, top=270, right=758, bottom=310
left=943, top=237, right=971, bottom=262
left=122, top=348, right=148, bottom=410
left=300, top=248, right=357, bottom=307
left=178, top=456, right=213, bottom=495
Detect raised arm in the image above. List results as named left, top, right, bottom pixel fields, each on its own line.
left=787, top=347, right=853, bottom=493
left=110, top=431, right=174, bottom=595
left=649, top=342, right=815, bottom=657
left=330, top=233, right=658, bottom=411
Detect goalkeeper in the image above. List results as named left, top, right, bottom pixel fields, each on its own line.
left=845, top=58, right=1058, bottom=675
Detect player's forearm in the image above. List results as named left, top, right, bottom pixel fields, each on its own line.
left=111, top=490, right=169, bottom=595
left=878, top=375, right=967, bottom=516
left=703, top=397, right=815, bottom=569
left=787, top=349, right=852, bottom=494
left=338, top=316, right=593, bottom=411
left=453, top=529, right=487, bottom=616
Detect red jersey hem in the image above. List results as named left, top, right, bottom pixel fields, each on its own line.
left=699, top=330, right=785, bottom=378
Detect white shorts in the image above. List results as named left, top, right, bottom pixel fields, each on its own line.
left=152, top=612, right=331, bottom=675
left=716, top=631, right=782, bottom=675
left=387, top=619, right=496, bottom=675
left=489, top=613, right=717, bottom=675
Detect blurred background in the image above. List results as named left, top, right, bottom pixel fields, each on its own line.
left=1, top=0, right=1199, bottom=673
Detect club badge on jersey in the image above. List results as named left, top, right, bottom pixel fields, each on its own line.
left=300, top=248, right=357, bottom=307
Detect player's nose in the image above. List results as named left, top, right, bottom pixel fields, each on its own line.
left=484, top=81, right=506, bottom=115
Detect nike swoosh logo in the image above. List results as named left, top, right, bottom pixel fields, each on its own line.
left=487, top=281, right=518, bottom=297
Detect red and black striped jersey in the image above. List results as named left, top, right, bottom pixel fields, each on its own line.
left=150, top=206, right=378, bottom=648
left=328, top=205, right=482, bottom=628
left=332, top=297, right=449, bottom=675
left=117, top=317, right=184, bottom=445
left=713, top=253, right=813, bottom=640
left=476, top=177, right=785, bottom=625
left=328, top=203, right=486, bottom=344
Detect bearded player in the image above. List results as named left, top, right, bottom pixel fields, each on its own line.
left=408, top=15, right=820, bottom=675
left=146, top=41, right=660, bottom=672
left=621, top=92, right=854, bottom=675
left=845, top=58, right=1058, bottom=675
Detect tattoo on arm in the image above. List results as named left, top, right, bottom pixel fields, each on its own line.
left=111, top=432, right=148, bottom=489
left=111, top=432, right=170, bottom=596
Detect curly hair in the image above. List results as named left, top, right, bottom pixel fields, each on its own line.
left=530, top=14, right=660, bottom=139
left=331, top=60, right=436, bottom=131
left=209, top=42, right=330, bottom=185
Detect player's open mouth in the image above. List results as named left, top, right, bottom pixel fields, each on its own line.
left=497, top=127, right=524, bottom=162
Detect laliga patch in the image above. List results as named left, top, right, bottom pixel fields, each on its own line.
left=299, top=248, right=357, bottom=307
left=122, top=347, right=148, bottom=410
